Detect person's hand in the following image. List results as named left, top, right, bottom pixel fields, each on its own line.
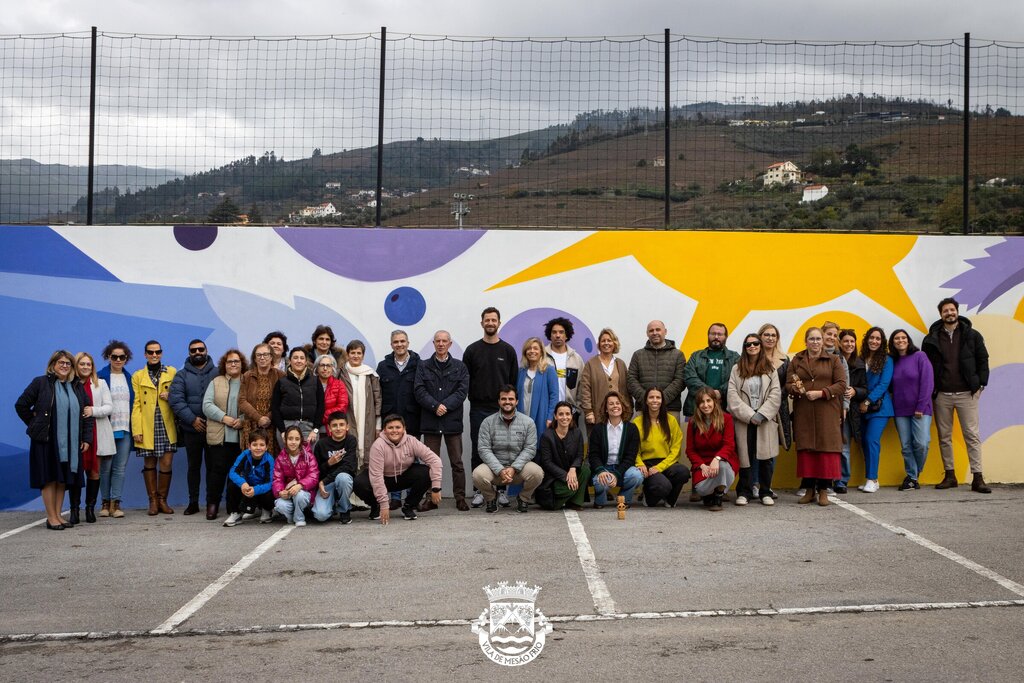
left=279, top=489, right=291, bottom=500
left=230, top=416, right=243, bottom=429
left=545, top=420, right=552, bottom=428
left=258, top=416, right=271, bottom=427
left=844, top=387, right=855, bottom=399
left=858, top=402, right=868, bottom=414
left=708, top=458, right=720, bottom=477
left=972, top=388, right=984, bottom=400
left=500, top=467, right=515, bottom=484
left=241, top=483, right=254, bottom=497
left=566, top=468, right=578, bottom=491
left=914, top=411, right=924, bottom=418
left=649, top=466, right=660, bottom=475
left=585, top=412, right=596, bottom=425
left=133, top=434, right=143, bottom=444
left=436, top=404, right=448, bottom=416
left=159, top=391, right=169, bottom=400
left=638, top=464, right=649, bottom=478
left=327, top=452, right=342, bottom=466
left=430, top=491, right=442, bottom=505
left=81, top=442, right=89, bottom=452
left=192, top=417, right=206, bottom=432
left=597, top=471, right=615, bottom=487
left=318, top=481, right=329, bottom=498
left=700, top=463, right=711, bottom=478
left=712, top=389, right=721, bottom=401
left=289, top=484, right=302, bottom=498
left=306, top=431, right=318, bottom=445
left=82, top=406, right=93, bottom=417
left=379, top=507, right=390, bottom=526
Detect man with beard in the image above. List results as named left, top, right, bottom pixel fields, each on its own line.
left=169, top=339, right=218, bottom=516
left=683, top=323, right=740, bottom=419
left=471, top=385, right=542, bottom=513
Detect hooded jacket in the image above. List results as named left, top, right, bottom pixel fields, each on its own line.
left=366, top=432, right=443, bottom=506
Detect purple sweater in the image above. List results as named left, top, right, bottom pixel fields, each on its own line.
left=891, top=351, right=934, bottom=417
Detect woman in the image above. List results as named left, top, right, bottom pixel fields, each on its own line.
left=578, top=328, right=632, bottom=433
left=786, top=327, right=846, bottom=506
left=73, top=352, right=114, bottom=523
left=340, top=340, right=381, bottom=469
left=131, top=340, right=177, bottom=515
left=271, top=347, right=324, bottom=446
left=316, top=354, right=349, bottom=429
left=837, top=329, right=867, bottom=494
left=15, top=351, right=95, bottom=530
left=271, top=425, right=319, bottom=527
left=239, top=342, right=284, bottom=451
left=727, top=334, right=782, bottom=506
left=632, top=387, right=690, bottom=507
left=889, top=329, right=934, bottom=490
left=588, top=391, right=643, bottom=508
left=516, top=337, right=559, bottom=445
left=309, top=324, right=344, bottom=367
left=858, top=327, right=894, bottom=493
left=262, top=331, right=289, bottom=373
left=686, top=388, right=739, bottom=512
left=202, top=349, right=247, bottom=520
left=97, top=340, right=134, bottom=518
left=758, top=324, right=790, bottom=500
left=535, top=402, right=590, bottom=511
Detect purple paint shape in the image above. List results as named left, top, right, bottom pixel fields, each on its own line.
left=274, top=227, right=486, bottom=282
left=173, top=225, right=219, bottom=251
left=500, top=308, right=596, bottom=362
left=978, top=363, right=1024, bottom=442
left=943, top=238, right=1024, bottom=311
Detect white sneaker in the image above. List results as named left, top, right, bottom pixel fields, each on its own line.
left=471, top=492, right=484, bottom=508
left=796, top=488, right=806, bottom=497
left=240, top=511, right=259, bottom=520
left=761, top=496, right=775, bottom=506
left=498, top=491, right=510, bottom=507
left=735, top=495, right=748, bottom=506
left=259, top=509, right=273, bottom=524
left=294, top=519, right=306, bottom=527
left=863, top=480, right=879, bottom=493
left=857, top=483, right=866, bottom=491
left=222, top=512, right=242, bottom=527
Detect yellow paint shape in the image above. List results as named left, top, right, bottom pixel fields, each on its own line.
left=979, top=426, right=1024, bottom=483
left=968, top=313, right=1024, bottom=367
left=1015, top=297, right=1024, bottom=324
left=490, top=231, right=923, bottom=355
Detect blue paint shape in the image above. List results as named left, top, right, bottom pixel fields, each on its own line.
left=384, top=287, right=426, bottom=325
left=0, top=225, right=118, bottom=281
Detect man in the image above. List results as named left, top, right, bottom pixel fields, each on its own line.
left=627, top=320, right=687, bottom=423
left=377, top=330, right=421, bottom=438
left=683, top=323, right=740, bottom=419
left=169, top=338, right=218, bottom=517
left=472, top=385, right=543, bottom=513
left=922, top=297, right=991, bottom=493
left=463, top=307, right=519, bottom=507
left=543, top=316, right=584, bottom=411
left=353, top=415, right=444, bottom=524
left=414, top=330, right=471, bottom=511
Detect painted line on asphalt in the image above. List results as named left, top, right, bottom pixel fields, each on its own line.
left=5, top=599, right=1023, bottom=643
left=563, top=509, right=617, bottom=615
left=833, top=498, right=1024, bottom=598
left=150, top=525, right=294, bottom=635
left=0, top=509, right=72, bottom=541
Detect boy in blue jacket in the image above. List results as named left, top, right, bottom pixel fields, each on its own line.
left=224, top=429, right=276, bottom=527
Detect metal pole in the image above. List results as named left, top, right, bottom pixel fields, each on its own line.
left=375, top=27, right=387, bottom=227
left=664, top=28, right=671, bottom=227
left=962, top=32, right=970, bottom=235
left=86, top=26, right=98, bottom=225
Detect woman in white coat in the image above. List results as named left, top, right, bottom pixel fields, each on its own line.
left=75, top=352, right=116, bottom=522
left=727, top=333, right=782, bottom=506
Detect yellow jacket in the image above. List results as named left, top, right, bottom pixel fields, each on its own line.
left=131, top=365, right=178, bottom=451
left=632, top=414, right=683, bottom=471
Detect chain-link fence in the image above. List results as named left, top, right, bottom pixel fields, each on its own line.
left=1, top=29, right=1022, bottom=232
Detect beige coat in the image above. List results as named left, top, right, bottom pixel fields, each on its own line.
left=727, top=366, right=782, bottom=467
left=341, top=367, right=382, bottom=466
left=578, top=355, right=632, bottom=424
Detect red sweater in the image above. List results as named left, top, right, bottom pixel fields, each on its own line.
left=685, top=413, right=739, bottom=486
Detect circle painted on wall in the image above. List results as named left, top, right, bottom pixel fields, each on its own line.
left=174, top=225, right=218, bottom=251
left=384, top=287, right=427, bottom=325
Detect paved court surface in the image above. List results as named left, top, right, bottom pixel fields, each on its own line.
left=1, top=485, right=1023, bottom=680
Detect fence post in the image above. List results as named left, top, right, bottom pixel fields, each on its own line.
left=962, top=32, right=970, bottom=235
left=375, top=27, right=387, bottom=227
left=86, top=26, right=97, bottom=225
left=664, top=28, right=671, bottom=227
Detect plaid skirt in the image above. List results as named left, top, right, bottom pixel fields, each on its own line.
left=136, top=408, right=176, bottom=457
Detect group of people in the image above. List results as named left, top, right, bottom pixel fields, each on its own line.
left=15, top=298, right=991, bottom=530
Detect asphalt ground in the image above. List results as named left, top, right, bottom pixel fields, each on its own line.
left=1, top=485, right=1023, bottom=681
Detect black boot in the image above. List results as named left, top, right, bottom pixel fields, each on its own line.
left=972, top=472, right=992, bottom=494
left=68, top=486, right=81, bottom=526
left=935, top=469, right=958, bottom=489
left=85, top=479, right=100, bottom=523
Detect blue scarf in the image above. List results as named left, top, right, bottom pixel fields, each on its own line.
left=54, top=380, right=81, bottom=472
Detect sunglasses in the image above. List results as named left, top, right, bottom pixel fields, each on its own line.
left=744, top=341, right=761, bottom=348
left=189, top=347, right=207, bottom=354
left=145, top=349, right=163, bottom=355
left=109, top=354, right=127, bottom=361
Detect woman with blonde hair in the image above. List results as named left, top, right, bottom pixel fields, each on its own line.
left=578, top=328, right=632, bottom=433
left=72, top=352, right=115, bottom=523
left=516, top=336, right=559, bottom=445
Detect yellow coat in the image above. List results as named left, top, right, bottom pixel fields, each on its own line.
left=632, top=414, right=683, bottom=471
left=131, top=366, right=178, bottom=451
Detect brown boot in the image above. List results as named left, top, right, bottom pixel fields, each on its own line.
left=798, top=488, right=816, bottom=504
left=156, top=470, right=175, bottom=514
left=935, top=469, right=958, bottom=489
left=111, top=500, right=125, bottom=518
left=143, top=467, right=159, bottom=516
left=98, top=500, right=111, bottom=518
left=971, top=473, right=992, bottom=494
left=817, top=489, right=831, bottom=506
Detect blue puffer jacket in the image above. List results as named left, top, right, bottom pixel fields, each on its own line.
left=169, top=358, right=218, bottom=433
left=227, top=449, right=276, bottom=496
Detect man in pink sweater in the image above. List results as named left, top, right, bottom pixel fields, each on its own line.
left=353, top=414, right=443, bottom=524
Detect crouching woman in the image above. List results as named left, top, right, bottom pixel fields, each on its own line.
left=686, top=388, right=738, bottom=512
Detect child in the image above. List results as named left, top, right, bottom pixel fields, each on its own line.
left=272, top=425, right=319, bottom=527
left=311, top=412, right=359, bottom=524
left=224, top=429, right=276, bottom=527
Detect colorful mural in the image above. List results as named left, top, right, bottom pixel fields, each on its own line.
left=2, top=225, right=1022, bottom=510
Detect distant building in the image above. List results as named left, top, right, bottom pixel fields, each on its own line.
left=764, top=161, right=802, bottom=187
left=653, top=157, right=665, bottom=168
left=801, top=184, right=829, bottom=203
left=298, top=202, right=338, bottom=219
left=325, top=181, right=342, bottom=189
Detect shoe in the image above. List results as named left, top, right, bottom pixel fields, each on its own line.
left=817, top=489, right=831, bottom=506
left=898, top=476, right=914, bottom=491
left=85, top=506, right=97, bottom=524
left=339, top=512, right=352, bottom=525
left=911, top=479, right=922, bottom=490
left=798, top=489, right=816, bottom=504
left=294, top=519, right=306, bottom=527
left=565, top=502, right=584, bottom=511
left=98, top=501, right=111, bottom=518
left=401, top=505, right=418, bottom=520
left=689, top=491, right=701, bottom=503
left=143, top=468, right=159, bottom=516
left=455, top=498, right=470, bottom=511
left=498, top=491, right=510, bottom=507
left=796, top=488, right=807, bottom=498
left=69, top=508, right=81, bottom=525
left=111, top=501, right=125, bottom=518
left=418, top=499, right=438, bottom=512
left=972, top=473, right=992, bottom=494
left=156, top=471, right=174, bottom=514
left=206, top=503, right=219, bottom=520
left=593, top=503, right=606, bottom=510
left=85, top=479, right=99, bottom=523
left=471, top=492, right=484, bottom=508
left=935, top=469, right=958, bottom=489
left=241, top=511, right=259, bottom=520
left=485, top=499, right=497, bottom=513
left=183, top=502, right=200, bottom=515
left=708, top=495, right=723, bottom=512
left=752, top=484, right=760, bottom=499
left=259, top=509, right=273, bottom=524
left=368, top=507, right=381, bottom=520
left=863, top=480, right=879, bottom=493
left=46, top=522, right=66, bottom=530
left=834, top=485, right=848, bottom=494
left=223, top=512, right=242, bottom=527
left=516, top=497, right=529, bottom=513
left=761, top=495, right=775, bottom=506
left=389, top=499, right=402, bottom=511
left=735, top=495, right=748, bottom=506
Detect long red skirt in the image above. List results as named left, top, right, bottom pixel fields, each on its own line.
left=796, top=449, right=841, bottom=480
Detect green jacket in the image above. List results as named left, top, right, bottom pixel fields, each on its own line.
left=683, top=347, right=740, bottom=417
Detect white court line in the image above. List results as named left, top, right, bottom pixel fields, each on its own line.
left=563, top=510, right=617, bottom=615
left=5, top=599, right=1023, bottom=643
left=150, top=525, right=294, bottom=634
left=833, top=498, right=1024, bottom=598
left=0, top=509, right=72, bottom=541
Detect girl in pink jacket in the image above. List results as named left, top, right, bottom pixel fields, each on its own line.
left=272, top=425, right=319, bottom=526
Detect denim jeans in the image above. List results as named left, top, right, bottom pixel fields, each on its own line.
left=99, top=434, right=132, bottom=501
left=311, top=473, right=355, bottom=521
left=894, top=415, right=931, bottom=480
left=838, top=419, right=852, bottom=487
left=862, top=415, right=889, bottom=480
left=591, top=466, right=644, bottom=505
left=275, top=489, right=311, bottom=524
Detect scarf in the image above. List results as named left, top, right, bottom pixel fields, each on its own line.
left=54, top=380, right=81, bottom=472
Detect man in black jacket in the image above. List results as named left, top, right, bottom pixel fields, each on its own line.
left=921, top=298, right=991, bottom=493
left=377, top=330, right=421, bottom=438
left=168, top=339, right=217, bottom=516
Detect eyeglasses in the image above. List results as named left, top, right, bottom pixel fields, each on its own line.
left=55, top=360, right=72, bottom=367
left=254, top=352, right=272, bottom=358
left=744, top=341, right=761, bottom=348
left=226, top=359, right=241, bottom=364
left=145, top=349, right=163, bottom=355
left=189, top=347, right=207, bottom=354
left=109, top=354, right=127, bottom=361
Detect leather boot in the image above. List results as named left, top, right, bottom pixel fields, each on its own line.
left=99, top=500, right=111, bottom=518
left=85, top=479, right=100, bottom=523
left=156, top=470, right=174, bottom=514
left=143, top=468, right=159, bottom=515
left=971, top=473, right=992, bottom=494
left=798, top=488, right=816, bottom=504
left=817, top=489, right=831, bottom=506
left=68, top=486, right=81, bottom=525
left=935, top=469, right=958, bottom=489
left=206, top=502, right=219, bottom=520
left=111, top=500, right=125, bottom=518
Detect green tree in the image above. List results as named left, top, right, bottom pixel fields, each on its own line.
left=247, top=204, right=263, bottom=224
left=207, top=197, right=241, bottom=224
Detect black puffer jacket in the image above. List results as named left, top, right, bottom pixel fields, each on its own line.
left=921, top=316, right=990, bottom=393
left=270, top=370, right=324, bottom=431
left=16, top=373, right=95, bottom=445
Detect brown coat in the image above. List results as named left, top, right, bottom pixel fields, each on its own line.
left=786, top=351, right=846, bottom=453
left=578, top=355, right=632, bottom=424
left=238, top=366, right=284, bottom=448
